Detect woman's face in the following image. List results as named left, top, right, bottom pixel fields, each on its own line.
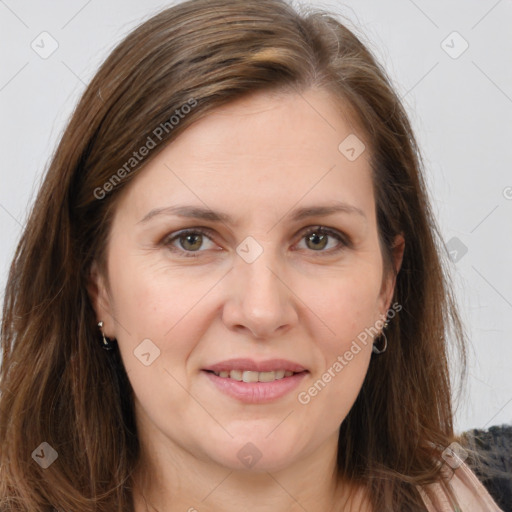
left=90, top=88, right=403, bottom=473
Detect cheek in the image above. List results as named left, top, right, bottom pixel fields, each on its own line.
left=106, top=262, right=201, bottom=419
left=316, top=267, right=383, bottom=346
left=106, top=253, right=216, bottom=377
left=297, top=276, right=378, bottom=424
left=107, top=246, right=195, bottom=334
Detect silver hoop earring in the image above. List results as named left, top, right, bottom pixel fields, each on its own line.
left=98, top=321, right=115, bottom=351
left=372, top=320, right=389, bottom=354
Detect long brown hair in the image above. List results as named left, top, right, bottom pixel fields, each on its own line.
left=1, top=0, right=470, bottom=510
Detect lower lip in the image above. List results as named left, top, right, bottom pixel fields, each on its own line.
left=202, top=370, right=308, bottom=403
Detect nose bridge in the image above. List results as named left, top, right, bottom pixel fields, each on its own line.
left=239, top=243, right=283, bottom=311
left=223, top=237, right=297, bottom=337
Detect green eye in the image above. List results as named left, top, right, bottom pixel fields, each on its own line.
left=164, top=228, right=215, bottom=257
left=163, top=226, right=350, bottom=258
left=300, top=227, right=347, bottom=252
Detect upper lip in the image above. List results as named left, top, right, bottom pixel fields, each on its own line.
left=203, top=358, right=308, bottom=373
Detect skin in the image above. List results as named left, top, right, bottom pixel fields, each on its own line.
left=88, top=87, right=405, bottom=512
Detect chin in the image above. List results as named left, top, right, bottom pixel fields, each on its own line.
left=202, top=435, right=304, bottom=473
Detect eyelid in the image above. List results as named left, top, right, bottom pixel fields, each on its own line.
left=162, top=225, right=351, bottom=257
left=299, top=225, right=352, bottom=251
left=161, top=227, right=218, bottom=254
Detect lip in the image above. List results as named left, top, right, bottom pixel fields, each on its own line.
left=203, top=370, right=308, bottom=403
left=203, top=358, right=307, bottom=373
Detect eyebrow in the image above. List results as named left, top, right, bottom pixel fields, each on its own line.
left=138, top=202, right=366, bottom=226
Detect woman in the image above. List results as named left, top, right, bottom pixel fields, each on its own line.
left=0, top=0, right=504, bottom=510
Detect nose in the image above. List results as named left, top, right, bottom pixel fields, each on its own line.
left=221, top=249, right=298, bottom=340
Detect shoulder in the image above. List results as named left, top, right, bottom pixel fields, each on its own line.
left=449, top=460, right=504, bottom=511
left=417, top=459, right=504, bottom=512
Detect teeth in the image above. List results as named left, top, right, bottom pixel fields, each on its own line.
left=230, top=370, right=243, bottom=381
left=242, top=371, right=259, bottom=383
left=212, top=369, right=299, bottom=382
left=258, top=371, right=277, bottom=382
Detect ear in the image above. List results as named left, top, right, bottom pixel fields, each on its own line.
left=87, top=260, right=115, bottom=338
left=378, top=233, right=405, bottom=315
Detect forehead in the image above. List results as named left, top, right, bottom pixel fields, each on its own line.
left=114, top=88, right=375, bottom=227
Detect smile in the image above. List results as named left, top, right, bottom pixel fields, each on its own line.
left=203, top=369, right=308, bottom=403
left=209, top=369, right=299, bottom=382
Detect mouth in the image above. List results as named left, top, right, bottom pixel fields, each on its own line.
left=204, top=369, right=305, bottom=382
left=201, top=358, right=309, bottom=403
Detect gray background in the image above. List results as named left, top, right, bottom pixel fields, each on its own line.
left=0, top=0, right=511, bottom=433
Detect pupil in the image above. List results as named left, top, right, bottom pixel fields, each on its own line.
left=308, top=232, right=327, bottom=250
left=183, top=234, right=201, bottom=250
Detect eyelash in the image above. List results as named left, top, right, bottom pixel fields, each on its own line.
left=162, top=226, right=350, bottom=258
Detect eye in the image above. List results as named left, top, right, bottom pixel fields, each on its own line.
left=163, top=228, right=216, bottom=257
left=163, top=226, right=350, bottom=258
left=295, top=226, right=349, bottom=254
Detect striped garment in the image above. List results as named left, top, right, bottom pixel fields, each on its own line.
left=417, top=459, right=505, bottom=511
